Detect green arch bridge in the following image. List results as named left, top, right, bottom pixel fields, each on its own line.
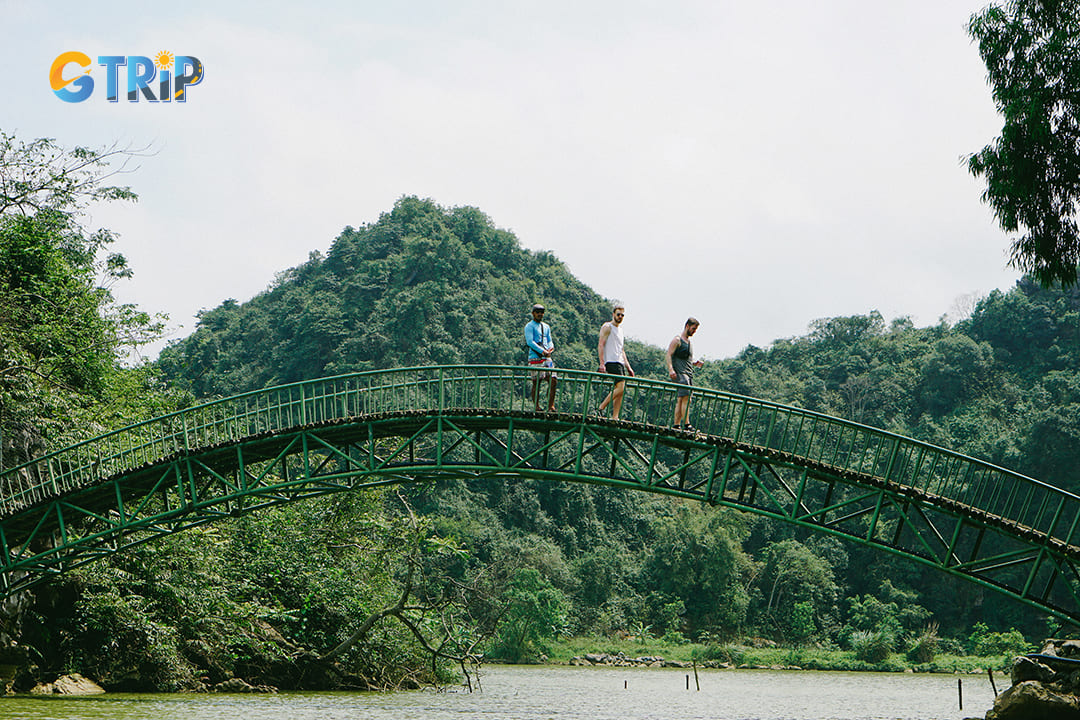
left=1, top=365, right=1078, bottom=625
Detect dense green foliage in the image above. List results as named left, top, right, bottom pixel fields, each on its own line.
left=968, top=0, right=1080, bottom=286
left=700, top=287, right=1080, bottom=494
left=0, top=137, right=484, bottom=691
left=0, top=133, right=164, bottom=468
left=8, top=159, right=1078, bottom=690
left=158, top=196, right=614, bottom=395
left=155, top=196, right=1080, bottom=671
left=20, top=492, right=476, bottom=691
left=17, top=465, right=498, bottom=691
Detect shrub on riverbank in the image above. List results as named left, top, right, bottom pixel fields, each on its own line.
left=543, top=636, right=1017, bottom=673
left=16, top=494, right=462, bottom=693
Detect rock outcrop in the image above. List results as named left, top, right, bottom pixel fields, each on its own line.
left=569, top=652, right=669, bottom=668
left=210, top=677, right=279, bottom=693
left=30, top=673, right=105, bottom=695
left=984, top=639, right=1080, bottom=720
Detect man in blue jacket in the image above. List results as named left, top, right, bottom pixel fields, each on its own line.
left=525, top=303, right=557, bottom=412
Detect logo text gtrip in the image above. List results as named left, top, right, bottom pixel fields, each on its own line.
left=50, top=51, right=204, bottom=103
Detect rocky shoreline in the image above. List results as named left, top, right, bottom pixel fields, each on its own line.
left=977, top=638, right=1080, bottom=720
left=10, top=672, right=281, bottom=696
left=12, top=639, right=1080, bottom=720
left=567, top=651, right=802, bottom=671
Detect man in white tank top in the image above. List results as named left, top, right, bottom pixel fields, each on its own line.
left=596, top=305, right=634, bottom=419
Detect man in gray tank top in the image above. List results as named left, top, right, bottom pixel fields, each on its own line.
left=665, top=317, right=702, bottom=430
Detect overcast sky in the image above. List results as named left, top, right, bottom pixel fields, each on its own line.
left=2, top=1, right=1019, bottom=362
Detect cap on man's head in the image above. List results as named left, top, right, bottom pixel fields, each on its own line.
left=532, top=304, right=545, bottom=312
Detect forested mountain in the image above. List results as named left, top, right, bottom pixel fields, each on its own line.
left=6, top=180, right=1079, bottom=690
left=158, top=196, right=615, bottom=395
left=702, top=282, right=1080, bottom=494
left=158, top=195, right=1080, bottom=651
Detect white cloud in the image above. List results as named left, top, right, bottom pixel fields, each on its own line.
left=2, top=0, right=1020, bottom=361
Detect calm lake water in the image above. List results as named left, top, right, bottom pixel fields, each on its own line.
left=0, top=665, right=997, bottom=720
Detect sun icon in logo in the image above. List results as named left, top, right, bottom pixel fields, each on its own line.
left=154, top=51, right=174, bottom=70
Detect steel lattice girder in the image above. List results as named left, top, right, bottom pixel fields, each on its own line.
left=1, top=409, right=1079, bottom=625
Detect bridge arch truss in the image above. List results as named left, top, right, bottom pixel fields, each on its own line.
left=1, top=365, right=1079, bottom=625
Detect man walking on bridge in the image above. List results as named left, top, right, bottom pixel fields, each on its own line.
left=525, top=303, right=557, bottom=412
left=666, top=317, right=703, bottom=431
left=597, top=305, right=634, bottom=420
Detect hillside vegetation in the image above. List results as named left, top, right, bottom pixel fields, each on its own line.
left=156, top=197, right=1079, bottom=664
left=5, top=189, right=1076, bottom=690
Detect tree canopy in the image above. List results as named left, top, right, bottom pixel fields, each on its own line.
left=968, top=0, right=1080, bottom=286
left=151, top=190, right=1080, bottom=665
left=158, top=196, right=615, bottom=396
left=8, top=139, right=1080, bottom=689
left=0, top=132, right=163, bottom=468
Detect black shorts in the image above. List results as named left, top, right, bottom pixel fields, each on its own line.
left=605, top=362, right=626, bottom=377
left=675, top=372, right=693, bottom=398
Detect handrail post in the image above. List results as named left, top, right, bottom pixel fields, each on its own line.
left=300, top=384, right=308, bottom=426
left=734, top=399, right=748, bottom=442
left=48, top=458, right=59, bottom=496
left=883, top=438, right=900, bottom=483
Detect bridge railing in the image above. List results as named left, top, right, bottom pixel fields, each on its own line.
left=2, top=365, right=1078, bottom=549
